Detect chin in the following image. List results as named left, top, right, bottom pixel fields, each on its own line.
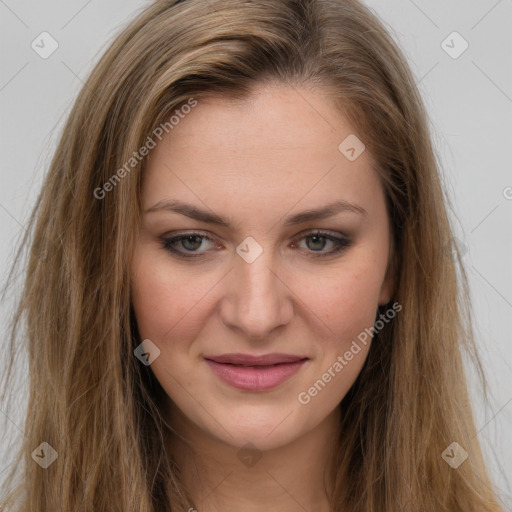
left=207, top=407, right=312, bottom=451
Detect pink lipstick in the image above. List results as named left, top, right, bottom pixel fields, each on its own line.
left=204, top=353, right=308, bottom=391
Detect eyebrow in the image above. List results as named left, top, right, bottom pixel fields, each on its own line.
left=145, top=198, right=367, bottom=228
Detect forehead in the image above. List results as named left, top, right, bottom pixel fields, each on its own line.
left=141, top=84, right=384, bottom=222
left=153, top=84, right=359, bottom=161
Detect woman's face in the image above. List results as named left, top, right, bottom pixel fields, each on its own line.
left=131, top=83, right=394, bottom=451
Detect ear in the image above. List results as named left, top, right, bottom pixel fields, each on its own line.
left=378, top=266, right=394, bottom=306
left=378, top=241, right=396, bottom=306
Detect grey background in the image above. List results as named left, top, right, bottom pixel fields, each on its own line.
left=1, top=0, right=511, bottom=506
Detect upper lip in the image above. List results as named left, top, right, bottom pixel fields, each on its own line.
left=204, top=353, right=308, bottom=366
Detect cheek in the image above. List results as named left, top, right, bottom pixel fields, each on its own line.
left=130, top=249, right=212, bottom=341
left=329, top=245, right=390, bottom=339
left=293, top=262, right=384, bottom=346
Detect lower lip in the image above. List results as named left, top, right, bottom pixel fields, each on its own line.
left=205, top=359, right=307, bottom=391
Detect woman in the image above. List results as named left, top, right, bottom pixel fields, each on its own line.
left=0, top=0, right=504, bottom=510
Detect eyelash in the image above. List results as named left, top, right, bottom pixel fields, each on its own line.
left=160, top=230, right=353, bottom=259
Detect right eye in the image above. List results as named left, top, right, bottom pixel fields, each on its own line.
left=160, top=232, right=219, bottom=259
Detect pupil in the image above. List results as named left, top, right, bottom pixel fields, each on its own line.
left=183, top=235, right=202, bottom=250
left=308, top=235, right=326, bottom=251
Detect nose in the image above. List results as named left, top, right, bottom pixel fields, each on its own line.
left=219, top=247, right=294, bottom=340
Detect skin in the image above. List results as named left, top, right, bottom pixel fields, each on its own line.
left=130, top=82, right=394, bottom=512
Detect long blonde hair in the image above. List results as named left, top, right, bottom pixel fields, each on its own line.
left=0, top=0, right=504, bottom=510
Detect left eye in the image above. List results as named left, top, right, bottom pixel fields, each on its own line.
left=294, top=232, right=350, bottom=254
left=160, top=230, right=352, bottom=259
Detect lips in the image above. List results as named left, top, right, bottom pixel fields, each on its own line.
left=205, top=353, right=307, bottom=366
left=204, top=353, right=308, bottom=391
